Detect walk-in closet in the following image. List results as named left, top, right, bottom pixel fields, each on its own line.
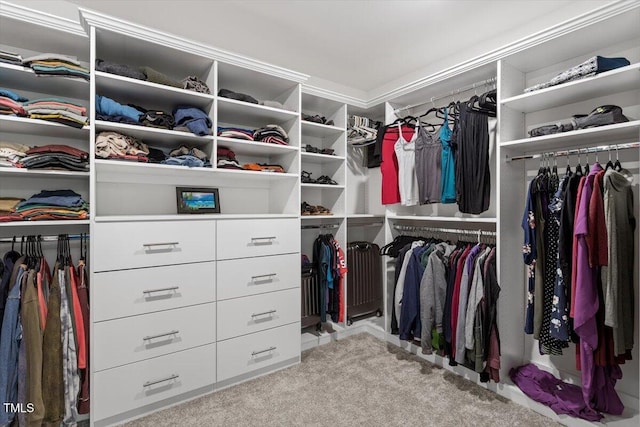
left=0, top=1, right=638, bottom=426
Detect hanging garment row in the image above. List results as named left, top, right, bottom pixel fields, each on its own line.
left=382, top=230, right=500, bottom=383
left=311, top=234, right=347, bottom=324
left=376, top=88, right=496, bottom=214
left=0, top=234, right=90, bottom=426
left=521, top=152, right=635, bottom=417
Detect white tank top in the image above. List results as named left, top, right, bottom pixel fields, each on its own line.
left=394, top=123, right=419, bottom=206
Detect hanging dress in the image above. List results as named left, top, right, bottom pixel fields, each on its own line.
left=440, top=108, right=456, bottom=203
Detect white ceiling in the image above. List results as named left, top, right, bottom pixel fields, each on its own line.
left=19, top=0, right=616, bottom=99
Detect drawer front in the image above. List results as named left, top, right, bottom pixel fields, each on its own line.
left=216, top=218, right=298, bottom=260
left=93, top=343, right=215, bottom=421
left=217, top=253, right=299, bottom=300
left=94, top=303, right=216, bottom=372
left=93, top=220, right=216, bottom=271
left=217, top=288, right=300, bottom=340
left=217, top=322, right=300, bottom=382
left=93, top=262, right=216, bottom=321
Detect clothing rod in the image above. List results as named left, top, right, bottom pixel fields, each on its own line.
left=394, top=76, right=496, bottom=113
left=0, top=234, right=90, bottom=243
left=301, top=224, right=340, bottom=230
left=506, top=142, right=640, bottom=162
left=392, top=224, right=496, bottom=236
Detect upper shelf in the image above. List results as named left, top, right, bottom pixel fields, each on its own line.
left=0, top=168, right=89, bottom=179
left=0, top=116, right=89, bottom=139
left=501, top=63, right=640, bottom=113
left=301, top=152, right=345, bottom=164
left=95, top=121, right=214, bottom=149
left=500, top=120, right=640, bottom=153
left=301, top=121, right=345, bottom=138
left=95, top=71, right=215, bottom=111
left=0, top=62, right=89, bottom=100
left=217, top=97, right=298, bottom=128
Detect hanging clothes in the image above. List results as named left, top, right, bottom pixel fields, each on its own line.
left=439, top=107, right=456, bottom=204
left=394, top=123, right=420, bottom=206
left=414, top=121, right=441, bottom=204
left=380, top=124, right=415, bottom=205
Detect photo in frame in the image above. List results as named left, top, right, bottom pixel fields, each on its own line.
left=176, top=187, right=220, bottom=214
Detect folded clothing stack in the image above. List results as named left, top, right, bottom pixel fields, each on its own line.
left=162, top=145, right=211, bottom=168
left=13, top=189, right=89, bottom=221
left=524, top=56, right=630, bottom=93
left=0, top=88, right=28, bottom=116
left=0, top=197, right=24, bottom=222
left=0, top=50, right=22, bottom=66
left=20, top=144, right=89, bottom=171
left=216, top=146, right=242, bottom=170
left=529, top=105, right=630, bottom=137
left=23, top=97, right=88, bottom=128
left=242, top=163, right=286, bottom=173
left=253, top=124, right=289, bottom=145
left=218, top=127, right=254, bottom=140
left=218, top=88, right=258, bottom=104
left=302, top=113, right=334, bottom=126
left=173, top=107, right=212, bottom=136
left=0, top=141, right=30, bottom=167
left=95, top=59, right=212, bottom=94
left=95, top=131, right=149, bottom=162
left=96, top=95, right=142, bottom=125
left=23, top=53, right=90, bottom=80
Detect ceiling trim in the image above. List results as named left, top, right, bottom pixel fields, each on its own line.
left=366, top=0, right=640, bottom=108
left=77, top=7, right=309, bottom=84
left=302, top=85, right=368, bottom=109
left=0, top=1, right=87, bottom=37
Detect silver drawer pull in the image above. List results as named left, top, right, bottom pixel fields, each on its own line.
left=143, top=286, right=179, bottom=294
left=251, top=346, right=276, bottom=357
left=143, top=330, right=179, bottom=341
left=143, top=374, right=179, bottom=387
left=143, top=242, right=179, bottom=248
left=251, top=309, right=277, bottom=318
left=251, top=273, right=276, bottom=281
left=250, top=236, right=276, bottom=244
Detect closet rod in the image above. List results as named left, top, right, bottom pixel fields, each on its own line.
left=0, top=234, right=89, bottom=243
left=301, top=224, right=340, bottom=230
left=393, top=224, right=496, bottom=237
left=394, top=76, right=496, bottom=113
left=506, top=141, right=640, bottom=162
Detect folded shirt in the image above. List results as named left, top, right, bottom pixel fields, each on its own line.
left=25, top=108, right=88, bottom=124
left=162, top=155, right=209, bottom=168
left=0, top=88, right=28, bottom=102
left=217, top=159, right=243, bottom=170
left=141, top=110, right=174, bottom=129
left=173, top=107, right=212, bottom=136
left=525, top=56, right=631, bottom=93
left=169, top=145, right=208, bottom=160
left=182, top=76, right=211, bottom=94
left=20, top=154, right=89, bottom=171
left=140, top=66, right=182, bottom=88
left=218, top=88, right=258, bottom=104
left=0, top=96, right=26, bottom=115
left=96, top=58, right=147, bottom=80
left=96, top=131, right=149, bottom=158
left=23, top=98, right=87, bottom=115
left=529, top=105, right=629, bottom=137
left=26, top=144, right=88, bottom=159
left=96, top=95, right=143, bottom=122
left=218, top=127, right=254, bottom=140
left=0, top=197, right=23, bottom=213
left=96, top=113, right=140, bottom=125
left=23, top=53, right=84, bottom=67
left=29, top=113, right=86, bottom=129
left=16, top=189, right=86, bottom=209
left=217, top=146, right=237, bottom=160
left=253, top=124, right=289, bottom=142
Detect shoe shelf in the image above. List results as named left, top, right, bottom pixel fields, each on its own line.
left=95, top=71, right=215, bottom=111
left=501, top=62, right=640, bottom=113
left=301, top=120, right=345, bottom=137
left=0, top=62, right=89, bottom=100
left=95, top=121, right=214, bottom=149
left=500, top=120, right=640, bottom=153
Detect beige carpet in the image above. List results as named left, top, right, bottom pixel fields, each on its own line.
left=124, top=333, right=558, bottom=427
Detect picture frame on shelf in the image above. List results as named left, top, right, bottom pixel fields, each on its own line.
left=176, top=187, right=220, bottom=214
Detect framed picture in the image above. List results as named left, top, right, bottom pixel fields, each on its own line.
left=176, top=187, right=220, bottom=214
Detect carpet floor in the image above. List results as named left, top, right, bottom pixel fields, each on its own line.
left=124, top=333, right=558, bottom=427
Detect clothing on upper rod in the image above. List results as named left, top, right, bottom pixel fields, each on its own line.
left=521, top=154, right=635, bottom=416
left=506, top=142, right=640, bottom=162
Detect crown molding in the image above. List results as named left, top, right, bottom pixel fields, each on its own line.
left=78, top=8, right=309, bottom=84
left=366, top=0, right=640, bottom=108
left=302, top=85, right=368, bottom=109
left=0, top=1, right=87, bottom=37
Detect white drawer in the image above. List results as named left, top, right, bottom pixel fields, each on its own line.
left=93, top=220, right=216, bottom=271
left=93, top=343, right=215, bottom=422
left=93, top=262, right=215, bottom=321
left=217, top=288, right=300, bottom=340
left=216, top=218, right=298, bottom=260
left=217, top=253, right=299, bottom=300
left=217, top=322, right=300, bottom=382
left=93, top=303, right=216, bottom=372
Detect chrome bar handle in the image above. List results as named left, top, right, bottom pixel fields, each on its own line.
left=251, top=273, right=276, bottom=281
left=251, top=346, right=276, bottom=357
left=143, top=330, right=179, bottom=341
left=143, top=242, right=179, bottom=248
left=143, top=374, right=179, bottom=387
left=251, top=309, right=276, bottom=318
left=143, top=286, right=179, bottom=294
left=250, top=236, right=276, bottom=243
